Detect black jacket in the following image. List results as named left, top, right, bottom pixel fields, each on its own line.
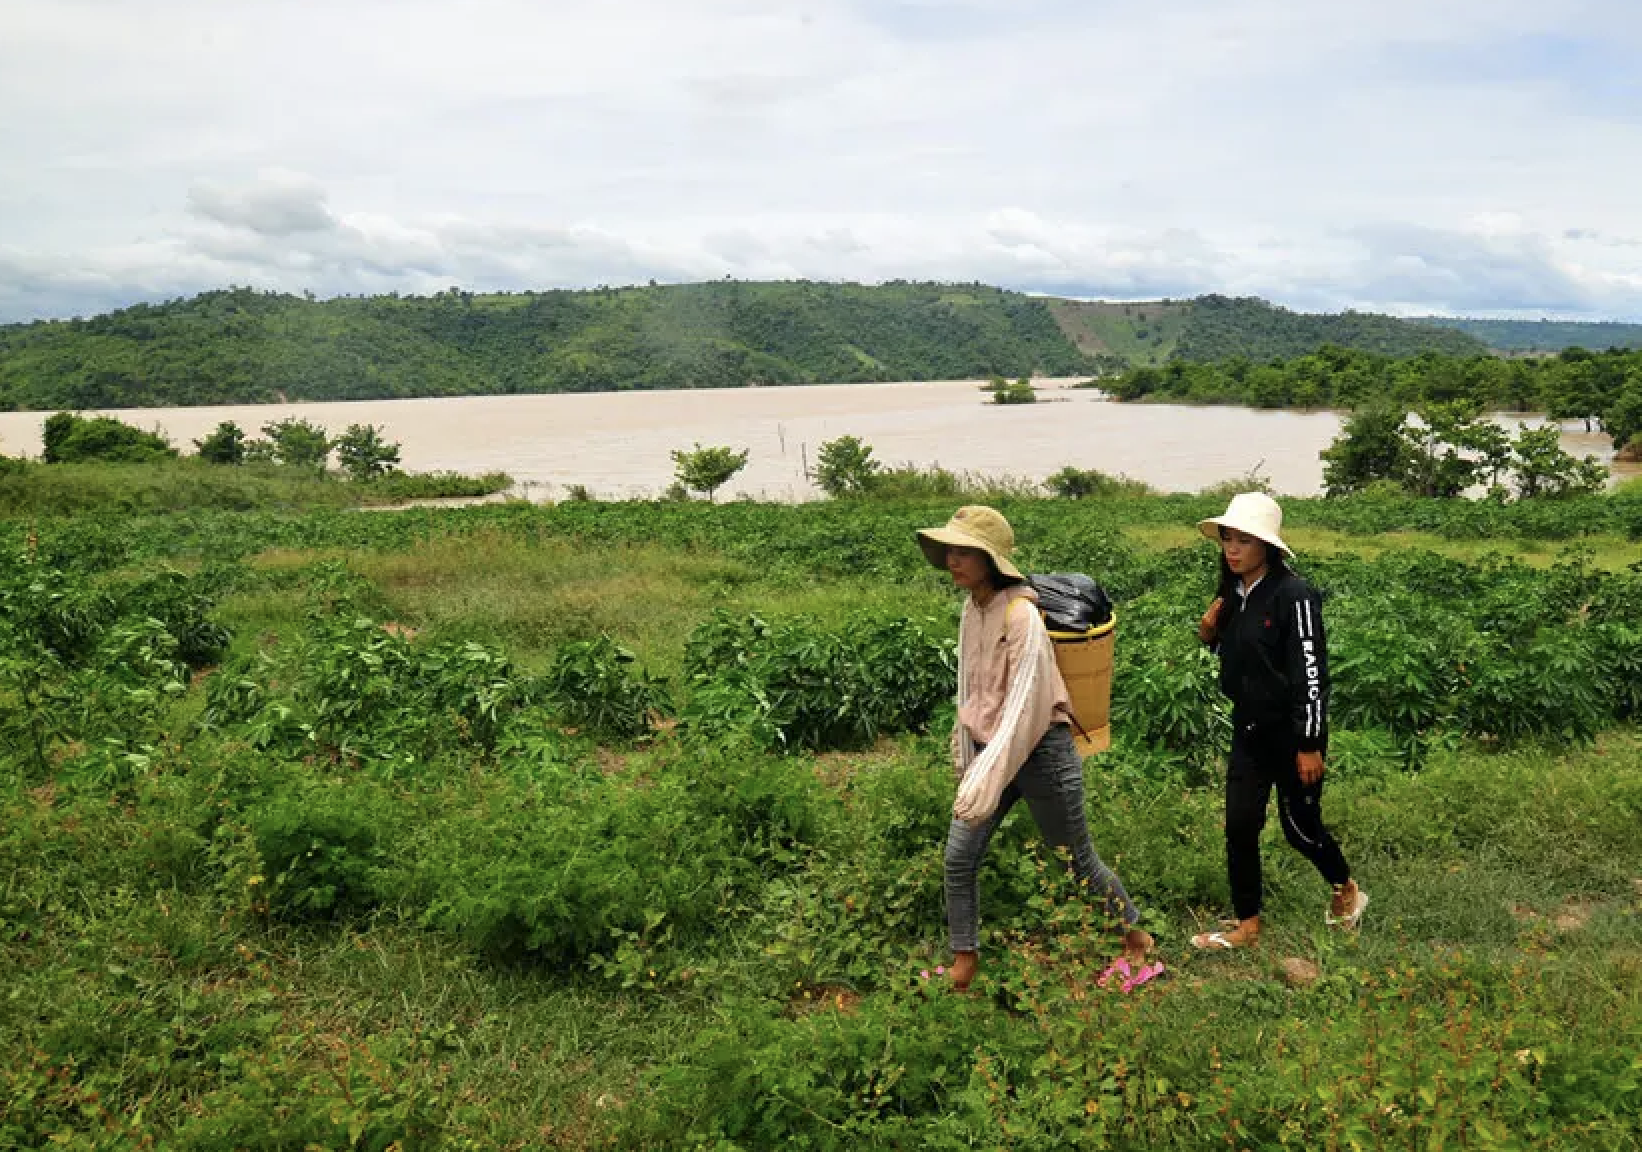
left=1213, top=570, right=1329, bottom=753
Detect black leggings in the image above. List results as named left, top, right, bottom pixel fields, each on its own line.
left=1225, top=723, right=1350, bottom=920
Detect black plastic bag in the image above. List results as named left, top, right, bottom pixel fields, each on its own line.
left=1027, top=573, right=1113, bottom=633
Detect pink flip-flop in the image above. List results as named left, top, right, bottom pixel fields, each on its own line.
left=1120, top=960, right=1166, bottom=992
left=1097, top=956, right=1131, bottom=989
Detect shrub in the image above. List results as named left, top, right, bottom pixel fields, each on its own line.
left=41, top=412, right=177, bottom=465
left=540, top=636, right=669, bottom=742
left=248, top=782, right=390, bottom=920
left=261, top=417, right=333, bottom=471
left=335, top=423, right=403, bottom=481
left=670, top=443, right=748, bottom=502
left=193, top=421, right=247, bottom=465
left=681, top=610, right=955, bottom=752
left=814, top=435, right=881, bottom=497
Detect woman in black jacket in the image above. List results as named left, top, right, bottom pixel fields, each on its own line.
left=1190, top=492, right=1367, bottom=950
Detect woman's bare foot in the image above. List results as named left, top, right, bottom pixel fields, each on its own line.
left=948, top=950, right=978, bottom=991
left=1191, top=915, right=1260, bottom=950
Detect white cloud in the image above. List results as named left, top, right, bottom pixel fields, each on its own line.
left=3, top=0, right=1642, bottom=321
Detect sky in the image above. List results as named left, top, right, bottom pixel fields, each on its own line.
left=4, top=0, right=1642, bottom=324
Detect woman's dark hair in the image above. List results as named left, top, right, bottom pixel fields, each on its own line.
left=985, top=555, right=1026, bottom=589
left=1212, top=532, right=1287, bottom=627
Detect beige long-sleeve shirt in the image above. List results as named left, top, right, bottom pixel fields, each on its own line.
left=955, top=584, right=1073, bottom=750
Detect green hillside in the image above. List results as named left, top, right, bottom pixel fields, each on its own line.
left=1047, top=295, right=1485, bottom=366
left=1417, top=316, right=1642, bottom=354
left=0, top=283, right=1502, bottom=411
left=0, top=281, right=1090, bottom=411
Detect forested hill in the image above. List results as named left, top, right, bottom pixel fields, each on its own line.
left=1414, top=316, right=1642, bottom=354
left=1046, top=294, right=1485, bottom=365
left=1, top=281, right=1496, bottom=410
left=0, top=282, right=1089, bottom=410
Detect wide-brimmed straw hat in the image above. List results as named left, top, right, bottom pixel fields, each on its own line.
left=917, top=505, right=1023, bottom=580
left=1197, top=491, right=1294, bottom=557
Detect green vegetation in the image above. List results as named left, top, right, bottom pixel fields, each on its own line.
left=1419, top=315, right=1642, bottom=354
left=1101, top=343, right=1642, bottom=445
left=1050, top=296, right=1482, bottom=367
left=670, top=443, right=749, bottom=502
left=3, top=285, right=1530, bottom=412
left=988, top=374, right=1037, bottom=404
left=813, top=434, right=881, bottom=497
left=41, top=411, right=176, bottom=464
left=1321, top=402, right=1606, bottom=499
left=0, top=411, right=511, bottom=515
left=0, top=282, right=1091, bottom=409
left=1046, top=299, right=1192, bottom=366
left=3, top=487, right=1641, bottom=1148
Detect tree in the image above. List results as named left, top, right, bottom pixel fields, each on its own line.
left=1601, top=374, right=1642, bottom=453
left=670, top=443, right=748, bottom=502
left=1319, top=403, right=1410, bottom=496
left=1510, top=425, right=1607, bottom=499
left=335, top=423, right=403, bottom=481
left=1403, top=402, right=1486, bottom=498
left=262, top=417, right=333, bottom=471
left=814, top=435, right=880, bottom=497
left=40, top=412, right=176, bottom=464
left=194, top=421, right=246, bottom=465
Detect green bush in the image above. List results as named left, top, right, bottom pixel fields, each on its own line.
left=681, top=610, right=956, bottom=752
left=248, top=782, right=391, bottom=920
left=540, top=635, right=669, bottom=742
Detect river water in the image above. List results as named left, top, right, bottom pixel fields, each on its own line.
left=0, top=379, right=1632, bottom=499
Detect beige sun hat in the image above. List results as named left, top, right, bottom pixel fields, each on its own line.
left=1197, top=491, right=1294, bottom=557
left=917, top=505, right=1023, bottom=579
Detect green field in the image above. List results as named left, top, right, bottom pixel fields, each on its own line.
left=3, top=489, right=1641, bottom=1148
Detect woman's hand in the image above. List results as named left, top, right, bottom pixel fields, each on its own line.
left=1296, top=749, right=1325, bottom=786
left=1198, top=597, right=1224, bottom=646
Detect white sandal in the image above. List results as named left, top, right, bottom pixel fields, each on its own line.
left=1326, top=885, right=1369, bottom=929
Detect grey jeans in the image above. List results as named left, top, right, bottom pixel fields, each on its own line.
left=944, top=724, right=1139, bottom=952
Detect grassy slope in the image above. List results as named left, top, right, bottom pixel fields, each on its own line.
left=1045, top=299, right=1192, bottom=365
left=4, top=502, right=1641, bottom=1148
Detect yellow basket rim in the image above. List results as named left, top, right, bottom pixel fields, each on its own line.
left=1047, top=612, right=1116, bottom=641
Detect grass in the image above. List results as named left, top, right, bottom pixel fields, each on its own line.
left=1045, top=298, right=1191, bottom=366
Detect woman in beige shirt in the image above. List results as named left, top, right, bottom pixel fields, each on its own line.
left=918, top=506, right=1159, bottom=993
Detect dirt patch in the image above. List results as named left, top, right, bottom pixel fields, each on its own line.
left=1552, top=901, right=1596, bottom=933
left=1512, top=899, right=1601, bottom=933
left=787, top=983, right=862, bottom=1017
left=1277, top=957, right=1320, bottom=989
left=812, top=738, right=906, bottom=789
left=189, top=664, right=218, bottom=689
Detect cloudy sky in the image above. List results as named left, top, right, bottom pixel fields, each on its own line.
left=4, top=0, right=1642, bottom=323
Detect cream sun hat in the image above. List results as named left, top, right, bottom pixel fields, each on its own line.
left=916, top=505, right=1023, bottom=580
left=1197, top=491, right=1294, bottom=558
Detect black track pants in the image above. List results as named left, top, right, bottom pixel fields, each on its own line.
left=1225, top=722, right=1350, bottom=920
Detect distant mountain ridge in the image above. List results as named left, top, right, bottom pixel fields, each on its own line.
left=1413, top=316, right=1642, bottom=354
left=0, top=281, right=1533, bottom=411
